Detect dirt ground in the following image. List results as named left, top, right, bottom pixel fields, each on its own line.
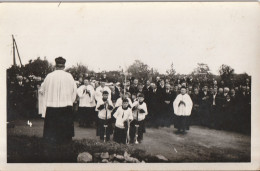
left=7, top=118, right=250, bottom=162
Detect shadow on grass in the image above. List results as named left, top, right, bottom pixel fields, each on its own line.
left=7, top=135, right=163, bottom=163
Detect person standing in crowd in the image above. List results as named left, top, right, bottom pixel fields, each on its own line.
left=124, top=80, right=131, bottom=92
left=78, top=77, right=83, bottom=87
left=115, top=82, right=121, bottom=92
left=95, top=79, right=111, bottom=102
left=149, top=83, right=161, bottom=127
left=161, top=83, right=176, bottom=127
left=199, top=85, right=211, bottom=127
left=173, top=86, right=193, bottom=134
left=129, top=78, right=139, bottom=95
left=143, top=80, right=152, bottom=108
left=131, top=93, right=138, bottom=103
left=221, top=94, right=233, bottom=130
left=219, top=80, right=225, bottom=89
left=113, top=98, right=133, bottom=144
left=174, top=84, right=180, bottom=95
left=156, top=79, right=166, bottom=125
left=137, top=84, right=144, bottom=95
left=238, top=85, right=251, bottom=133
left=155, top=76, right=161, bottom=87
left=110, top=84, right=120, bottom=107
left=95, top=91, right=114, bottom=141
left=77, top=79, right=96, bottom=127
left=190, top=87, right=200, bottom=125
left=209, top=86, right=220, bottom=128
left=115, top=91, right=133, bottom=109
left=41, top=57, right=77, bottom=144
left=13, top=75, right=25, bottom=118
left=130, top=93, right=148, bottom=143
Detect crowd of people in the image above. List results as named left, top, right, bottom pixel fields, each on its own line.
left=7, top=57, right=251, bottom=144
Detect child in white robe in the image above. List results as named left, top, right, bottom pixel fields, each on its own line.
left=113, top=98, right=133, bottom=144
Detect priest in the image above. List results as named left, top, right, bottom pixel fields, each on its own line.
left=173, top=86, right=193, bottom=134
left=41, top=57, right=77, bottom=144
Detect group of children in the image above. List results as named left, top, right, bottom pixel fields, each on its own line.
left=95, top=90, right=148, bottom=144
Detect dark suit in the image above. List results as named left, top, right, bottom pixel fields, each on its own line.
left=198, top=91, right=211, bottom=126
left=190, top=93, right=200, bottom=125
left=149, top=89, right=161, bottom=127
left=13, top=81, right=26, bottom=117
left=129, top=85, right=138, bottom=95
left=160, top=90, right=176, bottom=127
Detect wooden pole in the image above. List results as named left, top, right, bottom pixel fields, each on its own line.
left=12, top=35, right=16, bottom=66
left=14, top=38, right=23, bottom=66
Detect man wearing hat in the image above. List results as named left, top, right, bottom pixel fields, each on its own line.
left=41, top=57, right=77, bottom=143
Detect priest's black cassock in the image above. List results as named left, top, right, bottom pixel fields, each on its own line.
left=41, top=57, right=77, bottom=143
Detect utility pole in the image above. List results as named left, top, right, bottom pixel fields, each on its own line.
left=12, top=35, right=23, bottom=66
left=12, top=35, right=16, bottom=66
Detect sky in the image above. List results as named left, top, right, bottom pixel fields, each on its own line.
left=0, top=2, right=260, bottom=75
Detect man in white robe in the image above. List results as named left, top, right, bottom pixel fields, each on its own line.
left=95, top=79, right=111, bottom=102
left=173, top=86, right=193, bottom=134
left=41, top=57, right=77, bottom=143
left=77, top=79, right=96, bottom=127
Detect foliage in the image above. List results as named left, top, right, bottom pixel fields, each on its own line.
left=127, top=60, right=151, bottom=81
left=192, top=63, right=211, bottom=75
left=7, top=57, right=54, bottom=80
left=191, top=63, right=213, bottom=83
left=218, top=64, right=235, bottom=84
left=6, top=57, right=251, bottom=86
left=23, top=57, right=54, bottom=78
left=166, top=62, right=176, bottom=80
left=66, top=63, right=91, bottom=80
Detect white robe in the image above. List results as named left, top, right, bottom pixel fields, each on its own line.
left=38, top=83, right=46, bottom=118
left=77, top=85, right=96, bottom=107
left=173, top=94, right=193, bottom=116
left=41, top=70, right=77, bottom=108
left=95, top=86, right=111, bottom=102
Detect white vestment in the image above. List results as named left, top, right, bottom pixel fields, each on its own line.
left=173, top=94, right=193, bottom=116
left=38, top=83, right=46, bottom=118
left=41, top=70, right=77, bottom=108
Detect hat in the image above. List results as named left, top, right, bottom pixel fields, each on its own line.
left=55, top=57, right=66, bottom=67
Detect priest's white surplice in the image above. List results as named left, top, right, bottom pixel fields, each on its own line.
left=173, top=94, right=193, bottom=116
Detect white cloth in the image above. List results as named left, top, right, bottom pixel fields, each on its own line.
left=132, top=101, right=148, bottom=121
left=41, top=70, right=77, bottom=107
left=213, top=93, right=217, bottom=106
left=115, top=98, right=133, bottom=108
left=77, top=85, right=96, bottom=107
left=95, top=86, right=111, bottom=102
left=173, top=94, right=193, bottom=116
left=38, top=83, right=46, bottom=118
left=113, top=106, right=133, bottom=129
left=95, top=99, right=113, bottom=120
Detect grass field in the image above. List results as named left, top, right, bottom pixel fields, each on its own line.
left=7, top=118, right=251, bottom=163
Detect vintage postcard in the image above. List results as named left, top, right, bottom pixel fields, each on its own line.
left=0, top=2, right=259, bottom=171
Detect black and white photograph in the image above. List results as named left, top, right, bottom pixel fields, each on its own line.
left=0, top=2, right=260, bottom=171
